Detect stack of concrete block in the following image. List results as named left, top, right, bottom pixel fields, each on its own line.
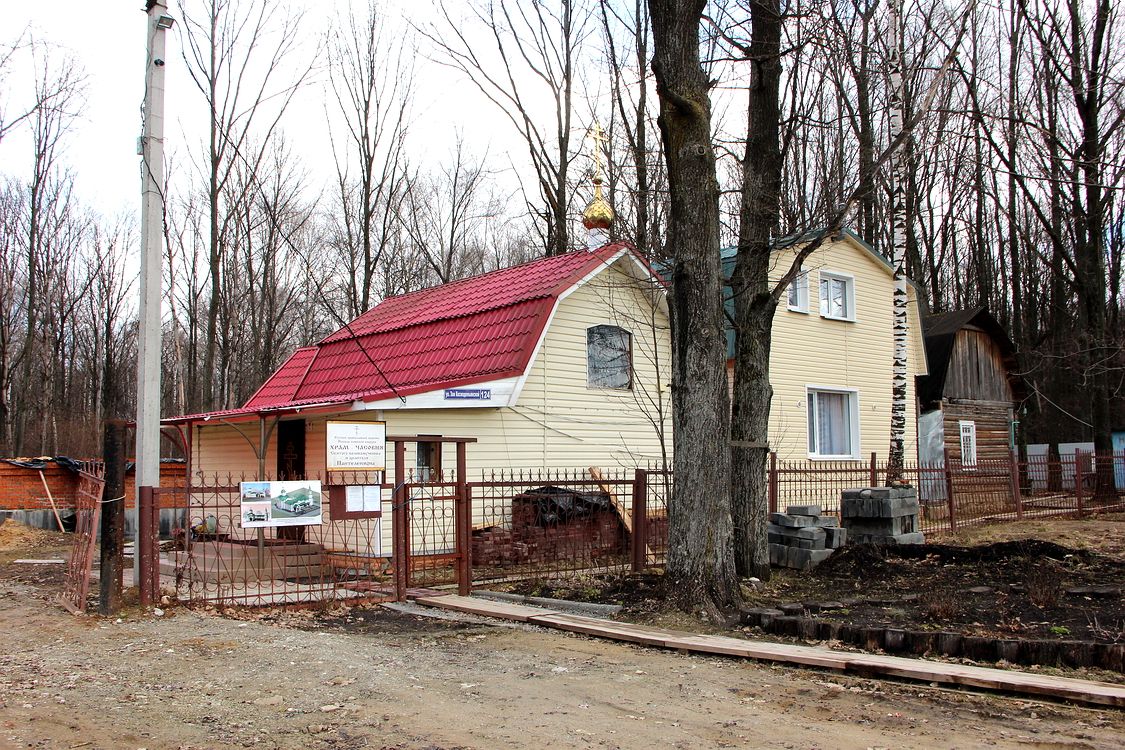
left=768, top=504, right=847, bottom=571
left=840, top=487, right=924, bottom=544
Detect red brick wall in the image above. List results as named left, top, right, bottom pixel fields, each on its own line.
left=0, top=462, right=185, bottom=511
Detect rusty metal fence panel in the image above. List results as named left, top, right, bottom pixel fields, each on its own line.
left=58, top=467, right=105, bottom=613
left=770, top=450, right=1125, bottom=537
left=1019, top=450, right=1125, bottom=520
left=633, top=469, right=670, bottom=569
left=163, top=471, right=396, bottom=607
left=465, top=469, right=638, bottom=584
left=771, top=459, right=876, bottom=517
left=402, top=472, right=461, bottom=591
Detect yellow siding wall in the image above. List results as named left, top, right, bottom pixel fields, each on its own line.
left=192, top=422, right=274, bottom=480
left=764, top=236, right=927, bottom=462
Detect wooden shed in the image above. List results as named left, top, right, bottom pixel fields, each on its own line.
left=916, top=308, right=1022, bottom=467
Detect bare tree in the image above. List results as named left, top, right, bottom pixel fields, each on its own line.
left=402, top=138, right=502, bottom=285
left=6, top=43, right=86, bottom=453
left=649, top=0, right=742, bottom=617
left=178, top=0, right=314, bottom=410
left=327, top=0, right=413, bottom=318
left=425, top=0, right=592, bottom=257
left=598, top=0, right=666, bottom=258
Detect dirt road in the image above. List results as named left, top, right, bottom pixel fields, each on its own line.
left=2, top=520, right=1124, bottom=750
left=0, top=581, right=1122, bottom=750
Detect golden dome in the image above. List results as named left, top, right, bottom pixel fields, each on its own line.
left=582, top=177, right=614, bottom=230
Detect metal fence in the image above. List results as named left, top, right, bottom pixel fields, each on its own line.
left=58, top=465, right=106, bottom=613
left=770, top=449, right=1125, bottom=535
left=135, top=452, right=1123, bottom=607
left=146, top=467, right=672, bottom=606
left=466, top=468, right=639, bottom=583
left=158, top=471, right=396, bottom=607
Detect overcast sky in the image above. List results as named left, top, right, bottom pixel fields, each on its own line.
left=2, top=0, right=548, bottom=221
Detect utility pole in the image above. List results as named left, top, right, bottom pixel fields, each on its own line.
left=135, top=1, right=174, bottom=584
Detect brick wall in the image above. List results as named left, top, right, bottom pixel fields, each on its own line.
left=0, top=462, right=186, bottom=511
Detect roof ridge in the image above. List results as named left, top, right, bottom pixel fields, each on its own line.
left=379, top=244, right=617, bottom=305
left=323, top=243, right=629, bottom=343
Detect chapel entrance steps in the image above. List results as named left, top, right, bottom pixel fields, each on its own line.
left=160, top=540, right=333, bottom=584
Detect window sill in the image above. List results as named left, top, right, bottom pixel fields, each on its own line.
left=819, top=314, right=856, bottom=323
left=807, top=454, right=862, bottom=461
left=787, top=306, right=810, bottom=314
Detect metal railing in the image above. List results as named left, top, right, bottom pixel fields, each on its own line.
left=130, top=452, right=1123, bottom=606
left=770, top=449, right=1125, bottom=535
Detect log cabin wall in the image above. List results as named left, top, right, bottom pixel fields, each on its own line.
left=941, top=400, right=1014, bottom=463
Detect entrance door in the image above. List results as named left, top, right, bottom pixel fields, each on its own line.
left=276, top=420, right=306, bottom=480
left=275, top=420, right=306, bottom=542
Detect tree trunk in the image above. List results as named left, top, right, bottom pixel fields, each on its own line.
left=730, top=0, right=782, bottom=580
left=886, top=0, right=909, bottom=484
left=649, top=0, right=741, bottom=618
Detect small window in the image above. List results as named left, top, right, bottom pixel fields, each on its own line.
left=807, top=387, right=859, bottom=458
left=587, top=325, right=632, bottom=389
left=416, top=441, right=441, bottom=481
left=819, top=272, right=855, bottom=321
left=787, top=267, right=808, bottom=312
left=959, top=420, right=977, bottom=467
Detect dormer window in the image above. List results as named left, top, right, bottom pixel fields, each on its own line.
left=587, top=325, right=632, bottom=389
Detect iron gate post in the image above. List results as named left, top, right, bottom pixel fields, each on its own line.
left=631, top=469, right=647, bottom=572
left=943, top=447, right=957, bottom=534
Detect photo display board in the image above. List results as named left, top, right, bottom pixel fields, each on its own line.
left=326, top=421, right=387, bottom=471
left=240, top=480, right=323, bottom=528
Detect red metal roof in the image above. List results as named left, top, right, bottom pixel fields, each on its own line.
left=242, top=346, right=317, bottom=408
left=321, top=244, right=629, bottom=342
left=167, top=244, right=635, bottom=423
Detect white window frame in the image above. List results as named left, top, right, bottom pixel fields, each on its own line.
left=959, top=420, right=977, bottom=468
left=787, top=266, right=809, bottom=313
left=806, top=386, right=861, bottom=460
left=818, top=270, right=856, bottom=322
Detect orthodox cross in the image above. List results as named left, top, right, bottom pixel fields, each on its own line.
left=587, top=122, right=609, bottom=182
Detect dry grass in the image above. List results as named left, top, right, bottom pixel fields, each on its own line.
left=0, top=520, right=72, bottom=565
left=1024, top=562, right=1063, bottom=608
left=0, top=519, right=69, bottom=551
left=920, top=589, right=959, bottom=620
left=932, top=512, right=1125, bottom=561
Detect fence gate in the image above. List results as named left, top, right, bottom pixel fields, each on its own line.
left=59, top=467, right=106, bottom=613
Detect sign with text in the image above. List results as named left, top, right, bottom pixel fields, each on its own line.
left=345, top=484, right=385, bottom=513
left=240, top=480, right=323, bottom=528
left=443, top=388, right=492, bottom=401
left=326, top=421, right=387, bottom=471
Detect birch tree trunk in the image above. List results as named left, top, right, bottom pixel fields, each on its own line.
left=886, top=0, right=909, bottom=484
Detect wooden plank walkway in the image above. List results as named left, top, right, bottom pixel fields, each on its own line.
left=414, top=594, right=1125, bottom=708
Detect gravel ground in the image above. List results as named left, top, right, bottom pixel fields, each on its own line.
left=2, top=525, right=1124, bottom=749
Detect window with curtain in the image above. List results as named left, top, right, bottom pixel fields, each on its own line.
left=819, top=272, right=855, bottom=320
left=807, top=388, right=858, bottom=457
left=587, top=325, right=632, bottom=389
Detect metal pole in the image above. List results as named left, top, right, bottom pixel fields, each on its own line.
left=134, top=1, right=174, bottom=585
